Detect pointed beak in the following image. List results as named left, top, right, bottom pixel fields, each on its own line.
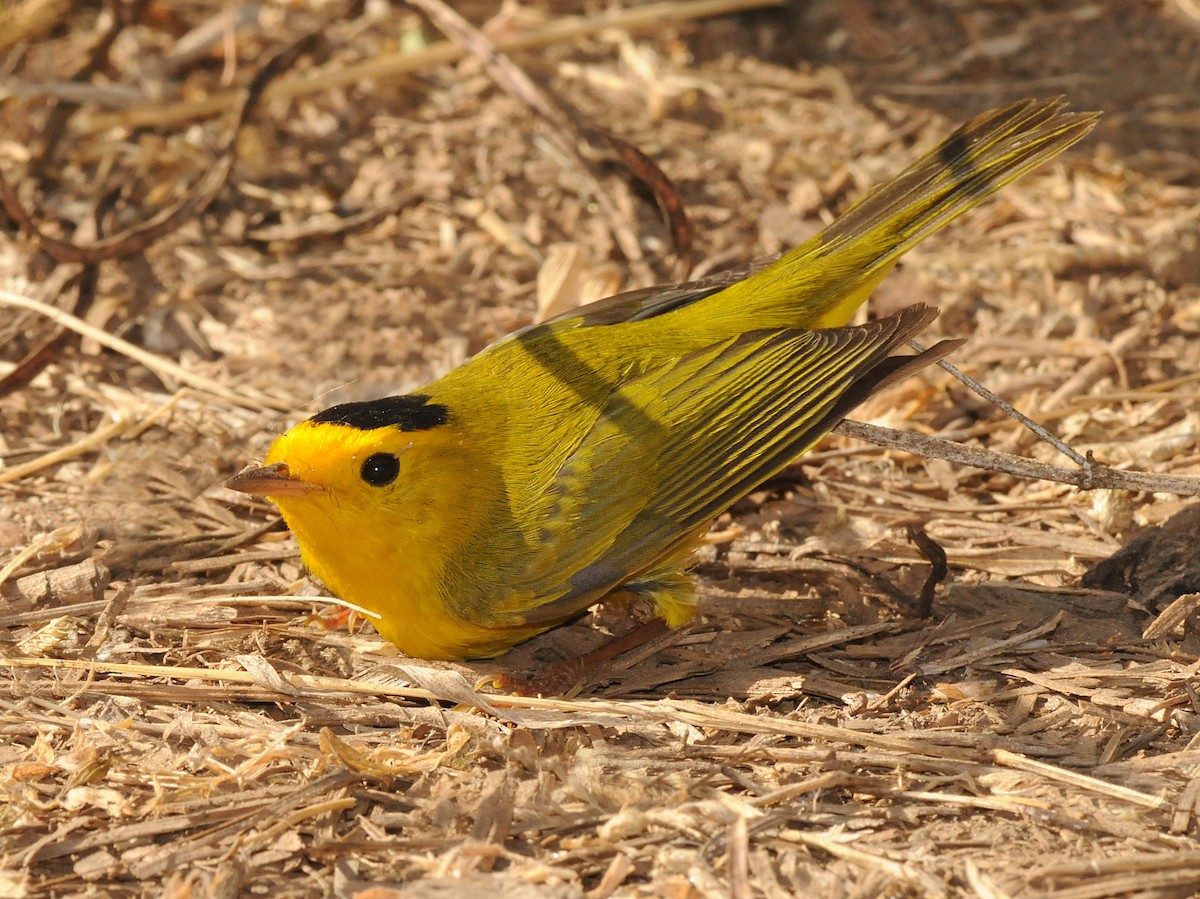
left=226, top=462, right=322, bottom=497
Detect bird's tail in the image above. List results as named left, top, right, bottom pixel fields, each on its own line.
left=708, top=98, right=1098, bottom=331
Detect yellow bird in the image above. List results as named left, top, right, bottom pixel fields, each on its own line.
left=227, top=99, right=1096, bottom=660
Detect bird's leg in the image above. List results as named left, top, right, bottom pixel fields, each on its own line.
left=540, top=617, right=670, bottom=695
left=487, top=613, right=671, bottom=697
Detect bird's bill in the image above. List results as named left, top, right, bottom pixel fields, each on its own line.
left=226, top=462, right=321, bottom=497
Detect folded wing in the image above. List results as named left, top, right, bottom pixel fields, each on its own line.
left=480, top=304, right=959, bottom=628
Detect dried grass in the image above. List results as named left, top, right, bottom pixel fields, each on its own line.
left=3, top=1, right=1200, bottom=896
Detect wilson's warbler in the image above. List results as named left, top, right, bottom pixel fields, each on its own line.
left=228, top=99, right=1096, bottom=660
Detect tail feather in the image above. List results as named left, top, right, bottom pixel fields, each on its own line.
left=708, top=98, right=1098, bottom=331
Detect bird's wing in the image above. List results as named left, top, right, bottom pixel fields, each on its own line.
left=481, top=304, right=959, bottom=628
left=531, top=251, right=788, bottom=330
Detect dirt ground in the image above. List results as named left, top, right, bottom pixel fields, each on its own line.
left=3, top=1, right=1200, bottom=896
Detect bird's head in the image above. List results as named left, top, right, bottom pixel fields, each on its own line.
left=225, top=395, right=469, bottom=594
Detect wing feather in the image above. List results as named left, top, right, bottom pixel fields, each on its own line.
left=483, top=304, right=956, bottom=627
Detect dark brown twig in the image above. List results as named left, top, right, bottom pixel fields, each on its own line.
left=0, top=189, right=116, bottom=398
left=594, top=130, right=696, bottom=279
left=0, top=269, right=94, bottom=398
left=906, top=524, right=948, bottom=618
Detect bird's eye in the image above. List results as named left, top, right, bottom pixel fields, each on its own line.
left=360, top=453, right=400, bottom=487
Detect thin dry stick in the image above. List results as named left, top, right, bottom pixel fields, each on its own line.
left=0, top=532, right=59, bottom=586
left=913, top=340, right=1089, bottom=467
left=0, top=654, right=1014, bottom=759
left=729, top=816, right=752, bottom=899
left=991, top=748, right=1172, bottom=810
left=0, top=654, right=515, bottom=709
left=1030, top=851, right=1200, bottom=880
left=0, top=288, right=288, bottom=411
left=834, top=419, right=1200, bottom=497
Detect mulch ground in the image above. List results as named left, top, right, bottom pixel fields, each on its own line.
left=3, top=1, right=1200, bottom=896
